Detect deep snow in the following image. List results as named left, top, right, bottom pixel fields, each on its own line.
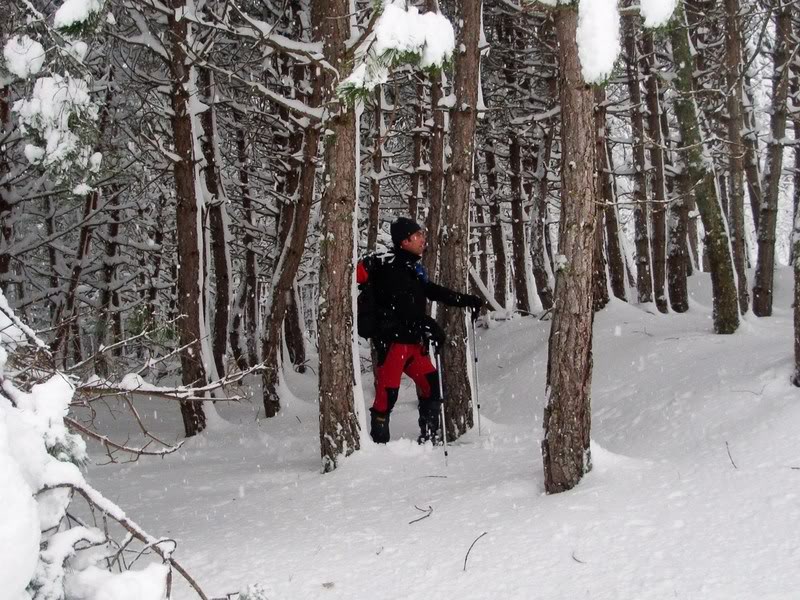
left=82, top=270, right=800, bottom=600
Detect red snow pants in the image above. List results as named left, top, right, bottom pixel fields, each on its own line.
left=372, top=343, right=437, bottom=413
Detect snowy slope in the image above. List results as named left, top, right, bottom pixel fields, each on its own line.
left=83, top=270, right=800, bottom=600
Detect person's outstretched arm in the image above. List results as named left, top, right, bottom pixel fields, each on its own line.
left=424, top=280, right=483, bottom=310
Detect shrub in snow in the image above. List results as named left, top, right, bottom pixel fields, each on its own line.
left=338, top=0, right=455, bottom=102
left=239, top=583, right=271, bottom=600
left=0, top=296, right=202, bottom=600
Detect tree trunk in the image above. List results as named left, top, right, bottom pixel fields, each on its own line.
left=593, top=205, right=610, bottom=312
left=313, top=0, right=361, bottom=471
left=670, top=6, right=739, bottom=333
left=229, top=118, right=257, bottom=370
left=529, top=122, right=555, bottom=311
left=0, top=86, right=13, bottom=293
left=284, top=285, right=306, bottom=373
left=722, top=0, right=749, bottom=314
left=410, top=82, right=424, bottom=220
left=623, top=10, right=653, bottom=304
left=423, top=70, right=446, bottom=282
left=642, top=31, right=669, bottom=313
left=753, top=1, right=792, bottom=317
left=743, top=64, right=763, bottom=233
left=365, top=95, right=381, bottom=253
left=437, top=0, right=481, bottom=441
left=542, top=7, right=595, bottom=494
left=485, top=148, right=508, bottom=309
left=168, top=0, right=207, bottom=435
left=595, top=87, right=627, bottom=303
left=261, top=74, right=320, bottom=417
left=51, top=190, right=99, bottom=367
left=509, top=134, right=532, bottom=314
left=95, top=195, right=121, bottom=377
left=794, top=70, right=800, bottom=385
left=199, top=68, right=231, bottom=378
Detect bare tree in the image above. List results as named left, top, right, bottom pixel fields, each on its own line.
left=437, top=0, right=482, bottom=441
left=753, top=0, right=792, bottom=317
left=313, top=0, right=361, bottom=471
left=542, top=5, right=596, bottom=494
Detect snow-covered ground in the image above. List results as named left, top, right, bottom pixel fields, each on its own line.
left=84, top=270, right=800, bottom=600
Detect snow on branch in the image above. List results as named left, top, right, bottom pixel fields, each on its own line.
left=527, top=0, right=677, bottom=85
left=0, top=291, right=209, bottom=600
left=338, top=0, right=455, bottom=102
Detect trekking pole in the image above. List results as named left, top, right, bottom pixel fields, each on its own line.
left=470, top=309, right=482, bottom=436
left=435, top=345, right=449, bottom=466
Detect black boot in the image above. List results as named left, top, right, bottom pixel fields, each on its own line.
left=370, top=408, right=391, bottom=444
left=417, top=400, right=442, bottom=445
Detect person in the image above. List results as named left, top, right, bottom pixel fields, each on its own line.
left=356, top=217, right=484, bottom=444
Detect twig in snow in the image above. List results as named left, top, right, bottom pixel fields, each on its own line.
left=463, top=532, right=488, bottom=571
left=423, top=475, right=448, bottom=478
left=571, top=551, right=586, bottom=564
left=725, top=441, right=738, bottom=469
left=731, top=384, right=766, bottom=396
left=409, top=505, right=433, bottom=525
left=790, top=467, right=800, bottom=471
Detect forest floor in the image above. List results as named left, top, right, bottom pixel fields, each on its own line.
left=85, top=269, right=800, bottom=600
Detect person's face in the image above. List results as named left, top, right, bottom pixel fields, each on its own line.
left=401, top=230, right=426, bottom=256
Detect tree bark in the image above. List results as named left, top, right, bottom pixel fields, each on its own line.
left=168, top=0, right=207, bottom=435
left=422, top=70, right=446, bottom=282
left=509, top=134, right=532, bottom=314
left=642, top=31, right=669, bottom=313
left=261, top=73, right=320, bottom=417
left=670, top=6, right=739, bottom=333
left=437, top=0, right=482, bottom=441
left=313, top=0, right=361, bottom=471
left=284, top=285, right=306, bottom=373
left=0, top=86, right=13, bottom=293
left=722, top=0, right=749, bottom=314
left=742, top=64, right=763, bottom=233
left=595, top=87, right=627, bottom=303
left=753, top=1, right=792, bottom=317
left=623, top=10, right=653, bottom=304
left=368, top=88, right=383, bottom=251
left=542, top=7, right=595, bottom=494
left=198, top=68, right=231, bottom=379
left=485, top=148, right=508, bottom=309
left=229, top=118, right=260, bottom=370
left=530, top=125, right=555, bottom=311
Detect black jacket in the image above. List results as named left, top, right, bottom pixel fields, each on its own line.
left=357, top=249, right=473, bottom=344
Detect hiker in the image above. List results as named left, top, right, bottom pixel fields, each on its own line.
left=356, top=217, right=483, bottom=444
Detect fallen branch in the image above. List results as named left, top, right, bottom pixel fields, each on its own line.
left=725, top=441, right=738, bottom=469
left=42, top=482, right=208, bottom=600
left=65, top=417, right=184, bottom=459
left=463, top=532, right=488, bottom=572
left=409, top=505, right=433, bottom=525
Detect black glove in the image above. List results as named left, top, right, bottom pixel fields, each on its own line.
left=463, top=294, right=484, bottom=312
left=418, top=316, right=445, bottom=348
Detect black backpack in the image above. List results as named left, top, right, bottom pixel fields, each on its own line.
left=356, top=252, right=391, bottom=339
left=357, top=277, right=378, bottom=339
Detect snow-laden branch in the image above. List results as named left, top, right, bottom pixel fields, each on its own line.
left=338, top=1, right=455, bottom=101
left=0, top=290, right=209, bottom=599
left=523, top=0, right=677, bottom=84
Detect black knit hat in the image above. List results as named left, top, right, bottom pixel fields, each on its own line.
left=390, top=217, right=422, bottom=248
